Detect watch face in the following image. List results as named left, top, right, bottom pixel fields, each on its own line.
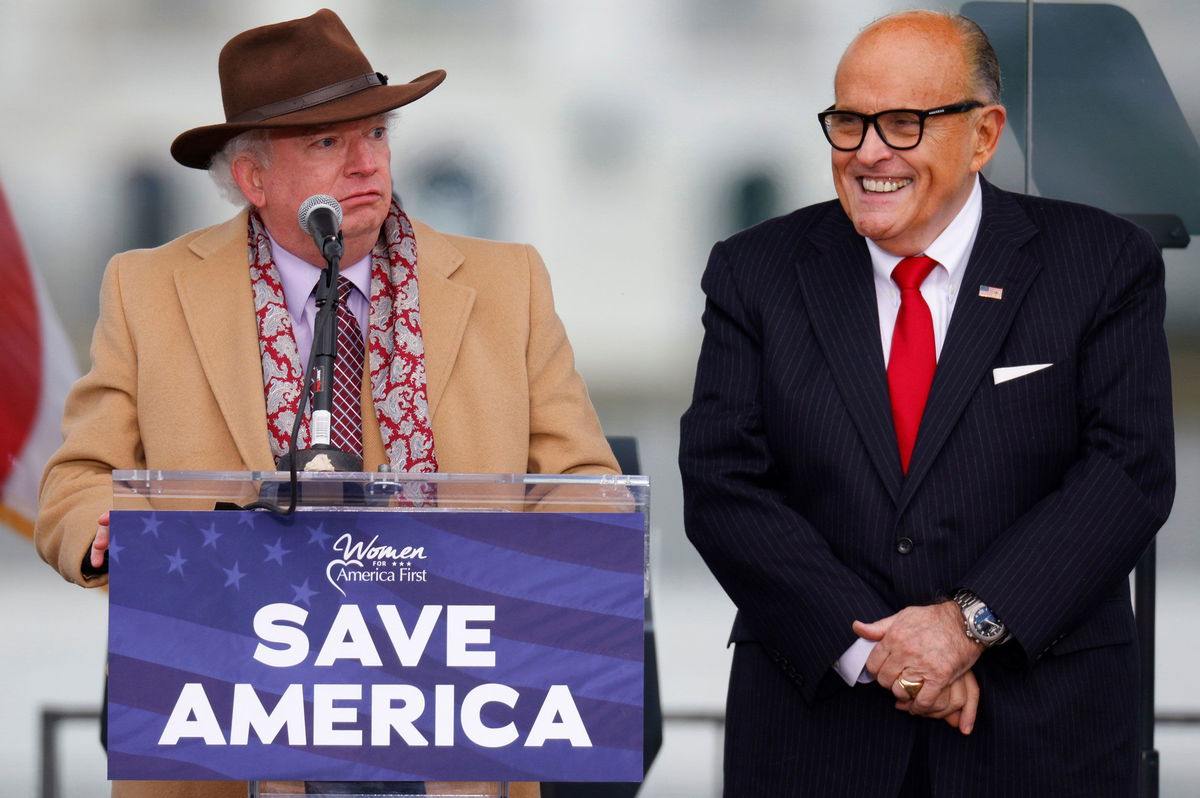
left=971, top=606, right=1004, bottom=641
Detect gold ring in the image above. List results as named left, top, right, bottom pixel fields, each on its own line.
left=897, top=676, right=925, bottom=700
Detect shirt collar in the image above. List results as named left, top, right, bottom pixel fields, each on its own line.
left=266, top=230, right=373, bottom=321
left=866, top=174, right=983, bottom=283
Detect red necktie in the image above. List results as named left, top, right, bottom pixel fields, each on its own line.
left=329, top=275, right=365, bottom=457
left=887, top=255, right=938, bottom=474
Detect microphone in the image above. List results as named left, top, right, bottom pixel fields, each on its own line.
left=297, top=194, right=344, bottom=261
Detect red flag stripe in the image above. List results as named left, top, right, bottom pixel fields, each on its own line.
left=0, top=184, right=43, bottom=487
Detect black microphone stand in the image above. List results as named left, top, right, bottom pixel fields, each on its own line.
left=275, top=230, right=364, bottom=474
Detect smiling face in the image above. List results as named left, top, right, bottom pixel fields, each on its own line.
left=232, top=115, right=393, bottom=266
left=831, top=14, right=1005, bottom=256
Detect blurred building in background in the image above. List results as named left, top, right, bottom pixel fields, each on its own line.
left=2, top=1, right=1197, bottom=795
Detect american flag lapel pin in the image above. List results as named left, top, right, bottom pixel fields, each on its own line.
left=978, top=285, right=1003, bottom=300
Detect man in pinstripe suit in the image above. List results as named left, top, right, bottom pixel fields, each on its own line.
left=679, top=10, right=1174, bottom=797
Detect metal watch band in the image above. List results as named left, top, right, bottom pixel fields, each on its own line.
left=953, top=589, right=1009, bottom=647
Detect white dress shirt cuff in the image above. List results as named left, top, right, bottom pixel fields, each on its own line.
left=833, top=638, right=877, bottom=686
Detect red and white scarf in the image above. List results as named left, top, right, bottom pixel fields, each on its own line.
left=248, top=199, right=438, bottom=472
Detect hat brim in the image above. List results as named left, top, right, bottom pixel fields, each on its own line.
left=170, top=69, right=446, bottom=169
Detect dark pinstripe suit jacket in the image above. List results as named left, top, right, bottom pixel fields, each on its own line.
left=679, top=178, right=1175, bottom=797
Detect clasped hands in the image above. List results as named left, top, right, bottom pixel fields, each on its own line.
left=853, top=601, right=984, bottom=735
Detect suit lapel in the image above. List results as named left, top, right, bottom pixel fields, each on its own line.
left=410, top=219, right=474, bottom=419
left=899, top=182, right=1041, bottom=507
left=174, top=212, right=276, bottom=471
left=798, top=209, right=904, bottom=503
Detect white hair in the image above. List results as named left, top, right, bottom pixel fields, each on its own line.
left=207, top=129, right=273, bottom=206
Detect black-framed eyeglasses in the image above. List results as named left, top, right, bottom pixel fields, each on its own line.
left=817, top=101, right=985, bottom=151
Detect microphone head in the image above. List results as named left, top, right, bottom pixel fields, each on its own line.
left=297, top=194, right=343, bottom=235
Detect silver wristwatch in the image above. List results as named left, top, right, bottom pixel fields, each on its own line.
left=953, top=589, right=1010, bottom=647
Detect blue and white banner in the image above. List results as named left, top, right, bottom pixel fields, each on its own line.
left=107, top=509, right=645, bottom=782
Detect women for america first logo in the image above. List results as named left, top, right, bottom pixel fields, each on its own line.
left=326, top=532, right=428, bottom=595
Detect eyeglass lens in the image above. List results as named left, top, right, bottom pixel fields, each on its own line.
left=825, top=111, right=924, bottom=149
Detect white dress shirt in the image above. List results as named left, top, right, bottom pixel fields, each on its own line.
left=869, top=176, right=983, bottom=366
left=833, top=175, right=984, bottom=687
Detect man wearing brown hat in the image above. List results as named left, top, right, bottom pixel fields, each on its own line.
left=36, top=9, right=616, bottom=798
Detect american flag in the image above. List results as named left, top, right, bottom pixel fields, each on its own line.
left=0, top=182, right=78, bottom=541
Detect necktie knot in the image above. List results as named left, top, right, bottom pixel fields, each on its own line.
left=337, top=274, right=356, bottom=303
left=892, top=255, right=938, bottom=291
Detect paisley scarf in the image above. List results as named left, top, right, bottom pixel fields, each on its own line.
left=247, top=197, right=438, bottom=472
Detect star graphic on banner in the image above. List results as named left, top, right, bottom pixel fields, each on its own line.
left=141, top=515, right=163, bottom=537
left=238, top=512, right=257, bottom=528
left=307, top=523, right=332, bottom=547
left=200, top=523, right=222, bottom=549
left=165, top=548, right=187, bottom=576
left=291, top=578, right=319, bottom=607
left=264, top=537, right=291, bottom=566
left=223, top=561, right=247, bottom=590
left=108, top=537, right=125, bottom=565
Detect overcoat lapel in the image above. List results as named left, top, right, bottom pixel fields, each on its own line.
left=171, top=214, right=474, bottom=471
left=899, top=182, right=1041, bottom=508
left=410, top=219, right=474, bottom=420
left=798, top=209, right=904, bottom=503
left=174, top=212, right=276, bottom=471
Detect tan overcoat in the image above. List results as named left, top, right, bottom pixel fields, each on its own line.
left=36, top=209, right=618, bottom=798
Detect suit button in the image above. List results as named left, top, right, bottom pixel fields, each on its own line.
left=896, top=537, right=914, bottom=555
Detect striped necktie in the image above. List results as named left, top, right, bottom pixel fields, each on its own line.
left=328, top=275, right=364, bottom=457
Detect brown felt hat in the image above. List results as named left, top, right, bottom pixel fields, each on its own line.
left=171, top=8, right=445, bottom=169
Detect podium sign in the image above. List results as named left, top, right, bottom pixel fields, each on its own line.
left=106, top=472, right=647, bottom=785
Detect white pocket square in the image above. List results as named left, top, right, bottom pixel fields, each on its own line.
left=993, top=363, right=1052, bottom=385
